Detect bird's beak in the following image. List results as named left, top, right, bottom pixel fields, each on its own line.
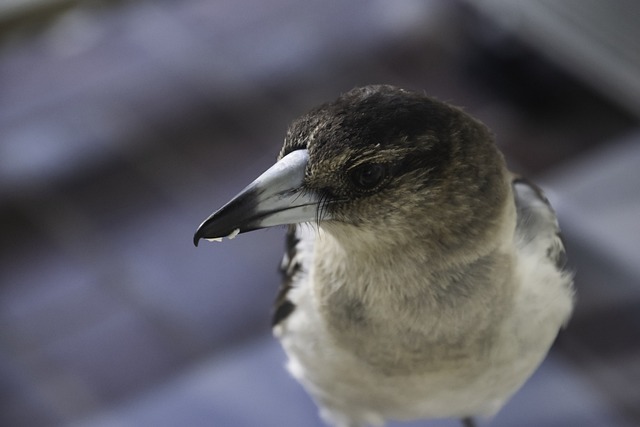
left=194, top=149, right=320, bottom=246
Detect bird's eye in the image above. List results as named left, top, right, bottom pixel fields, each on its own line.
left=349, top=163, right=387, bottom=191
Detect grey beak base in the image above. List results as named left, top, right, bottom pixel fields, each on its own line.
left=193, top=149, right=319, bottom=246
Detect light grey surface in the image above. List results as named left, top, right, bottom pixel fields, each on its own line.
left=541, top=132, right=640, bottom=422
left=545, top=131, right=640, bottom=282
left=0, top=0, right=441, bottom=197
left=465, top=0, right=640, bottom=118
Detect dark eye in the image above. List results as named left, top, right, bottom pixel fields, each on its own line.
left=349, top=163, right=387, bottom=191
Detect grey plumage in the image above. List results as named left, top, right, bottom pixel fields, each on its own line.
left=194, top=85, right=574, bottom=427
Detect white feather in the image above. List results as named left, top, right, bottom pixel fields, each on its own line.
left=274, top=180, right=574, bottom=427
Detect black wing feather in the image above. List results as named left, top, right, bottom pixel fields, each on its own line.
left=272, top=225, right=302, bottom=326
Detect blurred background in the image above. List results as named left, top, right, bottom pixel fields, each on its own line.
left=1, top=0, right=639, bottom=426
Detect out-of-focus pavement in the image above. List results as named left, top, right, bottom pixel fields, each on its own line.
left=0, top=1, right=639, bottom=426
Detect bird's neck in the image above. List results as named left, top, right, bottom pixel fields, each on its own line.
left=311, top=224, right=516, bottom=374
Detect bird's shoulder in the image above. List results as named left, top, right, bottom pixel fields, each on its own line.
left=273, top=224, right=314, bottom=326
left=510, top=176, right=574, bottom=335
left=512, top=176, right=568, bottom=271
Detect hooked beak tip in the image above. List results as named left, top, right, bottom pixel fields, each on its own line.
left=193, top=227, right=204, bottom=246
left=193, top=223, right=209, bottom=247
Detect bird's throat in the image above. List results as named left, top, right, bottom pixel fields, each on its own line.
left=313, top=231, right=515, bottom=375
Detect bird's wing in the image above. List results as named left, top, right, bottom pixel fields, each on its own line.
left=512, top=177, right=567, bottom=269
left=273, top=224, right=314, bottom=326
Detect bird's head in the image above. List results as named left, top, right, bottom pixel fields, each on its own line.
left=194, top=85, right=511, bottom=259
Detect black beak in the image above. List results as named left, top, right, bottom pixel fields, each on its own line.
left=194, top=149, right=322, bottom=246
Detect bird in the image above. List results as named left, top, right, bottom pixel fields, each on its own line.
left=193, top=85, right=574, bottom=427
